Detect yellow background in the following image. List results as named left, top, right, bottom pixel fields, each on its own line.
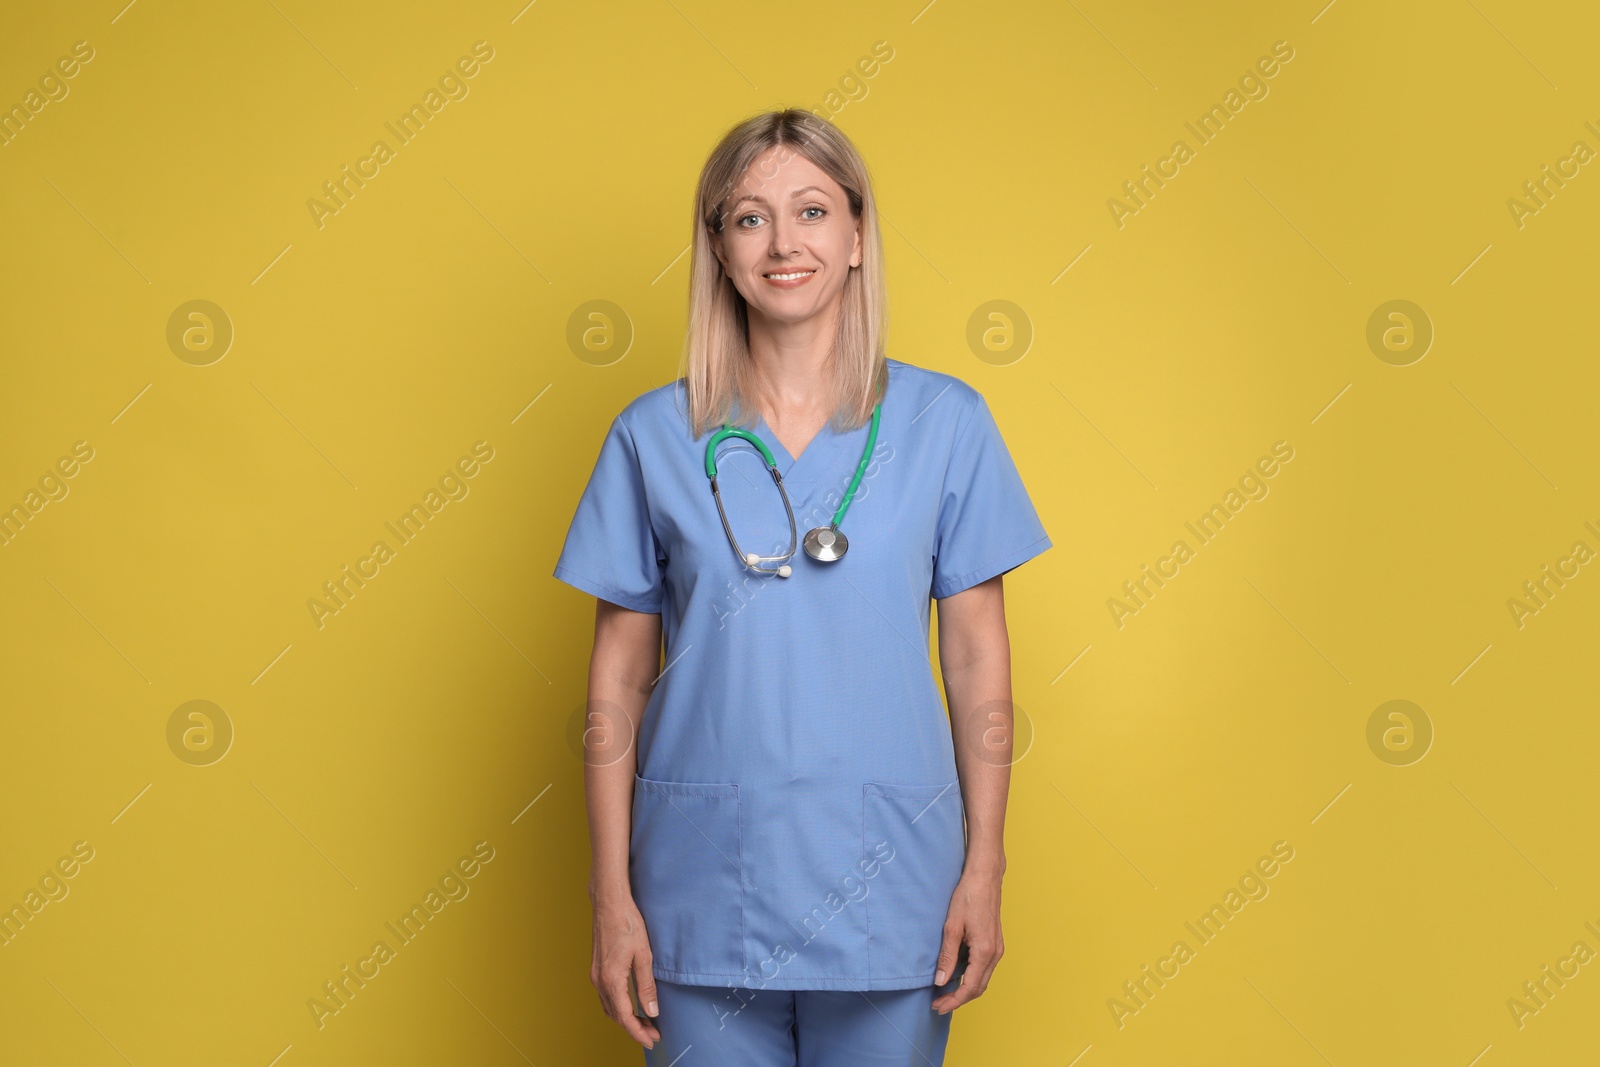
left=2, top=0, right=1597, bottom=1063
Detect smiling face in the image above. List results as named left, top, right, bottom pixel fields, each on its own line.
left=710, top=145, right=862, bottom=330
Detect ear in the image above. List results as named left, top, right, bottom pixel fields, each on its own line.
left=709, top=226, right=730, bottom=273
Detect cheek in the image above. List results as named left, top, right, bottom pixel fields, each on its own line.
left=729, top=246, right=767, bottom=277
left=827, top=230, right=858, bottom=267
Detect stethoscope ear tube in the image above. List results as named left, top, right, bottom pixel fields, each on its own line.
left=709, top=470, right=798, bottom=576
left=703, top=400, right=881, bottom=577
left=828, top=401, right=881, bottom=529
left=704, top=426, right=777, bottom=477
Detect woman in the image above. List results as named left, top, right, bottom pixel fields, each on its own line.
left=554, top=108, right=1051, bottom=1065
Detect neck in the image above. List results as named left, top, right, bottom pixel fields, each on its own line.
left=745, top=303, right=841, bottom=412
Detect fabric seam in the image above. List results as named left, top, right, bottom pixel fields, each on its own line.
left=930, top=389, right=983, bottom=594
left=618, top=409, right=668, bottom=580
left=551, top=564, right=661, bottom=614
left=931, top=533, right=1052, bottom=600
left=862, top=780, right=871, bottom=980
left=649, top=966, right=941, bottom=984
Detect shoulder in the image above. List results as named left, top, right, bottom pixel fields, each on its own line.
left=885, top=358, right=984, bottom=432
left=613, top=378, right=693, bottom=438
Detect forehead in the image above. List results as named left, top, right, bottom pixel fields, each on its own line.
left=729, top=146, right=839, bottom=204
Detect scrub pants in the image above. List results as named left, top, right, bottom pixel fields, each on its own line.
left=641, top=980, right=953, bottom=1066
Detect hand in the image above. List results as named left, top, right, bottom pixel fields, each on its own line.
left=590, top=889, right=663, bottom=1049
left=930, top=866, right=1004, bottom=1015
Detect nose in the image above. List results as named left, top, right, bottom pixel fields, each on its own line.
left=767, top=213, right=802, bottom=257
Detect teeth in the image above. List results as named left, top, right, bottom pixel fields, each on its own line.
left=765, top=270, right=814, bottom=280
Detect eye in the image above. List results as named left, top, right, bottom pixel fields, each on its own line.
left=802, top=206, right=825, bottom=220
left=737, top=213, right=763, bottom=228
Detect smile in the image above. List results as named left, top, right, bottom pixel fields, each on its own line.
left=762, top=269, right=817, bottom=286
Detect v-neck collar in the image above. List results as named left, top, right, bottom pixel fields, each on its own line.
left=738, top=361, right=896, bottom=483
left=754, top=409, right=843, bottom=483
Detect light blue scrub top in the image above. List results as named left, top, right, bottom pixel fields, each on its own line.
left=554, top=358, right=1051, bottom=991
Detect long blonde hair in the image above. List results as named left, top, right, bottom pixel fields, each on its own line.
left=679, top=109, right=889, bottom=440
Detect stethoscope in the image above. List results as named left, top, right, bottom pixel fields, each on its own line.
left=703, top=402, right=881, bottom=578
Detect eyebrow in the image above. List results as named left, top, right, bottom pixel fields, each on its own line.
left=731, top=185, right=829, bottom=209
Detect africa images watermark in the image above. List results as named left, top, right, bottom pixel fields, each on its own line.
left=1107, top=440, right=1295, bottom=628
left=0, top=840, right=97, bottom=949
left=1107, top=39, right=1296, bottom=229
left=306, top=840, right=496, bottom=1029
left=716, top=838, right=898, bottom=1024
left=806, top=39, right=895, bottom=123
left=709, top=439, right=895, bottom=629
left=1505, top=917, right=1600, bottom=1030
left=0, top=39, right=96, bottom=149
left=1107, top=839, right=1296, bottom=1029
left=1504, top=518, right=1600, bottom=630
left=0, top=440, right=96, bottom=549
left=1505, top=119, right=1600, bottom=231
left=307, top=41, right=496, bottom=230
left=307, top=440, right=495, bottom=630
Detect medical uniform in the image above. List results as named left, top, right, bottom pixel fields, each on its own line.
left=555, top=358, right=1050, bottom=1061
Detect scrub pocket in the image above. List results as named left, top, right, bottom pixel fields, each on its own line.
left=630, top=775, right=745, bottom=979
left=861, top=781, right=966, bottom=982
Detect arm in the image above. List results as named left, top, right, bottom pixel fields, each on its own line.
left=585, top=598, right=664, bottom=1048
left=930, top=573, right=1012, bottom=1014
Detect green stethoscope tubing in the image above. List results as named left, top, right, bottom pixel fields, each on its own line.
left=704, top=401, right=882, bottom=569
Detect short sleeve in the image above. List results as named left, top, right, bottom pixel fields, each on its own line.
left=553, top=414, right=665, bottom=613
left=930, top=394, right=1052, bottom=599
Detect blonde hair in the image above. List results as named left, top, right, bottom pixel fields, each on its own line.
left=678, top=109, right=889, bottom=440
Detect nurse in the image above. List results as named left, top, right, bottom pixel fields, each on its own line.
left=555, top=109, right=1051, bottom=1066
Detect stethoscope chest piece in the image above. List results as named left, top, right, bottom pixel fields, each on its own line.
left=704, top=400, right=881, bottom=578
left=803, top=525, right=848, bottom=562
